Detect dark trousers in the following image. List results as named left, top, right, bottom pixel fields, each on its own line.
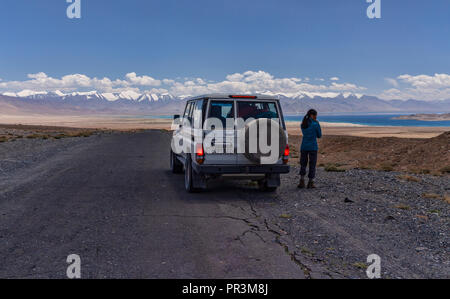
left=299, top=151, right=318, bottom=179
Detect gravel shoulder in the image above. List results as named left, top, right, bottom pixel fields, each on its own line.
left=250, top=168, right=449, bottom=278
left=0, top=130, right=448, bottom=279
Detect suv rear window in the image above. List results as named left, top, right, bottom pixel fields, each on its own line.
left=208, top=101, right=235, bottom=126
left=237, top=101, right=279, bottom=121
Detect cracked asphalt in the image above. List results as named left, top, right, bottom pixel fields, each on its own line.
left=0, top=130, right=448, bottom=279
left=0, top=130, right=310, bottom=279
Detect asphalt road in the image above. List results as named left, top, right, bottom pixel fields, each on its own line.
left=0, top=131, right=307, bottom=279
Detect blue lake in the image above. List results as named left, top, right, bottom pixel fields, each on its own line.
left=132, top=114, right=450, bottom=127
left=284, top=114, right=450, bottom=127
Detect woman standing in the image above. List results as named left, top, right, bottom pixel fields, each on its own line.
left=298, top=109, right=322, bottom=189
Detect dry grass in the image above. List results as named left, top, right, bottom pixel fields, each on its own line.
left=422, top=193, right=450, bottom=204
left=380, top=163, right=395, bottom=172
left=422, top=193, right=443, bottom=200
left=324, top=163, right=346, bottom=172
left=0, top=125, right=98, bottom=142
left=68, top=131, right=94, bottom=138
left=352, top=262, right=368, bottom=270
left=441, top=166, right=450, bottom=174
left=444, top=194, right=450, bottom=204
left=395, top=204, right=411, bottom=210
left=26, top=134, right=43, bottom=139
left=397, top=174, right=421, bottom=183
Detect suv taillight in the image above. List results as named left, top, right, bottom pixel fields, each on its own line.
left=196, top=144, right=205, bottom=164
left=283, top=145, right=290, bottom=164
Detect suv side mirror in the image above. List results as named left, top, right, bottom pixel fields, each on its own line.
left=173, top=114, right=182, bottom=128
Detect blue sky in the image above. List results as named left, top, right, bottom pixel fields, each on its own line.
left=1, top=0, right=449, bottom=100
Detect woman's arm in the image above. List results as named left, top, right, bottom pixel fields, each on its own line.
left=315, top=122, right=322, bottom=139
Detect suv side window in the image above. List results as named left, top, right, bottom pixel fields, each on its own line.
left=183, top=101, right=193, bottom=125
left=183, top=102, right=191, bottom=118
left=192, top=100, right=204, bottom=128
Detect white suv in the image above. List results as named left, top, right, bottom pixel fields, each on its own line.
left=170, top=94, right=290, bottom=192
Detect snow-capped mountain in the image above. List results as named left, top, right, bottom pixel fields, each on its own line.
left=1, top=90, right=178, bottom=103
left=1, top=90, right=366, bottom=103
left=0, top=90, right=449, bottom=115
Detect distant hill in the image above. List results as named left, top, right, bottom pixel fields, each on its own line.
left=392, top=113, right=450, bottom=121
left=1, top=91, right=449, bottom=116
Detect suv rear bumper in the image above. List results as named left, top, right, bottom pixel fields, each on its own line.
left=192, top=163, right=290, bottom=175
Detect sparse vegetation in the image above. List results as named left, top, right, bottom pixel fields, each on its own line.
left=352, top=262, right=368, bottom=270
left=422, top=193, right=443, bottom=200
left=300, top=247, right=314, bottom=256
left=440, top=166, right=450, bottom=174
left=324, top=164, right=346, bottom=172
left=279, top=214, right=292, bottom=219
left=397, top=174, right=421, bottom=182
left=54, top=134, right=67, bottom=139
left=395, top=204, right=411, bottom=210
left=0, top=126, right=98, bottom=144
left=380, top=163, right=394, bottom=172
left=444, top=194, right=450, bottom=204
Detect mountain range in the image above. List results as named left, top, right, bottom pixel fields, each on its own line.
left=1, top=90, right=449, bottom=116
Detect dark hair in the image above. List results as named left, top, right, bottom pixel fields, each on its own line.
left=301, top=109, right=318, bottom=129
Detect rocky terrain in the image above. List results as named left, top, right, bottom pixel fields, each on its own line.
left=250, top=167, right=449, bottom=278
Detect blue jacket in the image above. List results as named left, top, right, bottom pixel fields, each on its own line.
left=301, top=120, right=322, bottom=152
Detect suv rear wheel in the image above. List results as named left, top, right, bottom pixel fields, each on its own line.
left=258, top=180, right=278, bottom=192
left=170, top=150, right=183, bottom=174
left=184, top=156, right=200, bottom=193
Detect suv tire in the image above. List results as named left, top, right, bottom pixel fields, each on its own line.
left=170, top=150, right=183, bottom=174
left=184, top=156, right=200, bottom=193
left=258, top=180, right=278, bottom=192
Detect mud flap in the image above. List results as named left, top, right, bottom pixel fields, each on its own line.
left=192, top=169, right=207, bottom=189
left=265, top=174, right=281, bottom=188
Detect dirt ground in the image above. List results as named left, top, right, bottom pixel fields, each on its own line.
left=289, top=132, right=450, bottom=175
left=1, top=114, right=449, bottom=138
left=0, top=124, right=101, bottom=142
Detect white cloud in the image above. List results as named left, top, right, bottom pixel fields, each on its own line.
left=0, top=70, right=366, bottom=98
left=226, top=73, right=245, bottom=82
left=125, top=72, right=161, bottom=86
left=385, top=78, right=398, bottom=87
left=330, top=77, right=339, bottom=81
left=380, top=73, right=450, bottom=101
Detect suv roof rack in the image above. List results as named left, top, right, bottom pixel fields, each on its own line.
left=188, top=94, right=279, bottom=101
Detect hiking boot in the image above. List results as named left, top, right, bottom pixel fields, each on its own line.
left=298, top=179, right=306, bottom=189
left=307, top=181, right=316, bottom=189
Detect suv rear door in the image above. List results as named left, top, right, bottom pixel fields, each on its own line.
left=203, top=99, right=237, bottom=165
left=235, top=100, right=285, bottom=165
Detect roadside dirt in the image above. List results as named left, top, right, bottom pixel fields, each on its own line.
left=289, top=132, right=450, bottom=175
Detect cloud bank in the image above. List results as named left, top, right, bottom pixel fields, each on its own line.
left=1, top=71, right=449, bottom=101
left=381, top=73, right=450, bottom=101
left=0, top=71, right=365, bottom=98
